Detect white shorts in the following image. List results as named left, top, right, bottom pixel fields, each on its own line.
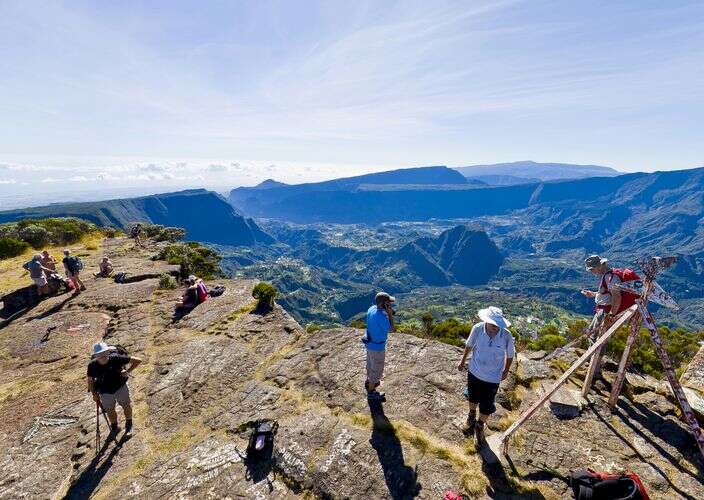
left=99, top=384, right=131, bottom=412
left=32, top=275, right=48, bottom=287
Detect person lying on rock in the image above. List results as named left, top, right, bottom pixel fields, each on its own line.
left=22, top=254, right=55, bottom=298
left=362, top=292, right=396, bottom=401
left=87, top=342, right=142, bottom=438
left=94, top=256, right=114, bottom=278
left=457, top=306, right=515, bottom=444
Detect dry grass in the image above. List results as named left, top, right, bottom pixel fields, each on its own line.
left=0, top=231, right=106, bottom=295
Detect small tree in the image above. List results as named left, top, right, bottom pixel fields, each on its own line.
left=421, top=312, right=434, bottom=336
left=158, top=273, right=178, bottom=289
left=252, top=282, right=277, bottom=311
left=18, top=224, right=50, bottom=248
left=0, top=237, right=29, bottom=259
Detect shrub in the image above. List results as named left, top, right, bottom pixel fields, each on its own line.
left=18, top=224, right=50, bottom=248
left=349, top=319, right=366, bottom=329
left=430, top=318, right=473, bottom=347
left=0, top=237, right=30, bottom=259
left=606, top=324, right=704, bottom=378
left=252, top=282, right=277, bottom=310
left=102, top=227, right=118, bottom=238
left=306, top=322, right=322, bottom=333
left=158, top=273, right=178, bottom=289
left=421, top=312, right=434, bottom=336
left=156, top=242, right=222, bottom=279
left=134, top=223, right=185, bottom=243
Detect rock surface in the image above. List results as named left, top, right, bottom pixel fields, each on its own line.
left=1, top=239, right=703, bottom=499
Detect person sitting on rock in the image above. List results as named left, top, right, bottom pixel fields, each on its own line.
left=457, top=306, right=515, bottom=445
left=175, top=275, right=200, bottom=311
left=94, top=256, right=114, bottom=278
left=87, top=342, right=142, bottom=438
left=362, top=292, right=396, bottom=401
left=23, top=254, right=54, bottom=298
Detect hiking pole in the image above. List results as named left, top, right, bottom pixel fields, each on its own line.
left=95, top=402, right=100, bottom=455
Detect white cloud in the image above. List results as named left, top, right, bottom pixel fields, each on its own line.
left=0, top=178, right=16, bottom=184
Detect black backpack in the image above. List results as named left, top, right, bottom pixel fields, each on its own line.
left=67, top=256, right=83, bottom=272
left=570, top=469, right=649, bottom=500
left=246, top=420, right=278, bottom=462
left=114, top=272, right=127, bottom=283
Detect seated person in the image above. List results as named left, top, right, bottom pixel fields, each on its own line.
left=94, top=257, right=114, bottom=277
left=176, top=276, right=200, bottom=310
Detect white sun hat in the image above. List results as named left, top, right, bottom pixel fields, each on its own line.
left=91, top=342, right=115, bottom=358
left=477, top=306, right=511, bottom=329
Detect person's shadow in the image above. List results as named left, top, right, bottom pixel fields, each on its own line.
left=64, top=434, right=131, bottom=499
left=368, top=398, right=422, bottom=500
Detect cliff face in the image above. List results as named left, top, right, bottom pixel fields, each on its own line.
left=0, top=189, right=273, bottom=246
left=1, top=239, right=703, bottom=499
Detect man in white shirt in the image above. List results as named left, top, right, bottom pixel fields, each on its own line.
left=457, top=306, right=515, bottom=444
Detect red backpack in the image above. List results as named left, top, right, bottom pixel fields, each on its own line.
left=610, top=268, right=641, bottom=313
left=570, top=469, right=650, bottom=500
left=196, top=281, right=209, bottom=304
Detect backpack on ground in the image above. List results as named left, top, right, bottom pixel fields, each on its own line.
left=246, top=420, right=278, bottom=462
left=113, top=272, right=127, bottom=284
left=570, top=469, right=649, bottom=500
left=209, top=285, right=226, bottom=297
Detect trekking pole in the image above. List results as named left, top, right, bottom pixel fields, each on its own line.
left=95, top=402, right=100, bottom=454
left=97, top=399, right=111, bottom=428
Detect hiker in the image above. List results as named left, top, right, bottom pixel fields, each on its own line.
left=94, top=256, right=114, bottom=278
left=40, top=250, right=57, bottom=278
left=87, top=342, right=142, bottom=438
left=130, top=223, right=145, bottom=248
left=581, top=254, right=640, bottom=335
left=22, top=254, right=54, bottom=297
left=62, top=249, right=86, bottom=292
left=362, top=292, right=396, bottom=400
left=457, top=306, right=515, bottom=444
left=175, top=275, right=200, bottom=311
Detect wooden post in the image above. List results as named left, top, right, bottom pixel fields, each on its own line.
left=607, top=311, right=641, bottom=410
left=639, top=304, right=704, bottom=460
left=497, top=306, right=637, bottom=452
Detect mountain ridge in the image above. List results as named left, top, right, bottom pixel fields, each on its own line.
left=0, top=189, right=273, bottom=246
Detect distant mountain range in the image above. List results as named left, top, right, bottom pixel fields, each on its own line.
left=0, top=189, right=272, bottom=246
left=455, top=161, right=619, bottom=184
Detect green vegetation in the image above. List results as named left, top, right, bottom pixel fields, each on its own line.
left=0, top=237, right=30, bottom=259
left=349, top=319, right=366, bottom=329
left=158, top=273, right=178, bottom=290
left=305, top=322, right=322, bottom=333
left=133, top=223, right=186, bottom=243
left=156, top=242, right=222, bottom=279
left=605, top=324, right=704, bottom=378
left=0, top=217, right=97, bottom=255
left=252, top=282, right=278, bottom=310
left=398, top=316, right=473, bottom=348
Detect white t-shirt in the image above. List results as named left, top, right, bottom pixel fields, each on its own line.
left=466, top=322, right=516, bottom=384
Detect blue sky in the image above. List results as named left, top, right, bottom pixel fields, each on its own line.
left=1, top=0, right=703, bottom=203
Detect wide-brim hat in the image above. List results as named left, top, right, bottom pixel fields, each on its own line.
left=585, top=254, right=608, bottom=270
left=478, top=306, right=511, bottom=329
left=91, top=342, right=115, bottom=358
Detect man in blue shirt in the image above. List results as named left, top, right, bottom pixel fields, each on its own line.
left=363, top=292, right=396, bottom=400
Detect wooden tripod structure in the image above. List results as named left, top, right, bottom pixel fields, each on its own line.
left=489, top=256, right=704, bottom=462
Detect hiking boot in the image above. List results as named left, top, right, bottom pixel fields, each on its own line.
left=124, top=419, right=133, bottom=437
left=367, top=391, right=386, bottom=401
left=107, top=424, right=120, bottom=440
left=464, top=411, right=476, bottom=435
left=475, top=420, right=486, bottom=445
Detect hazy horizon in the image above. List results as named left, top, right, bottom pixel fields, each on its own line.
left=2, top=0, right=704, bottom=205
